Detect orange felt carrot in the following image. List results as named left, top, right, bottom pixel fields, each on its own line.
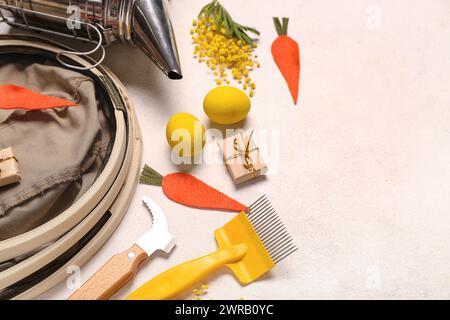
left=271, top=17, right=300, bottom=105
left=140, top=165, right=248, bottom=212
left=0, top=84, right=77, bottom=110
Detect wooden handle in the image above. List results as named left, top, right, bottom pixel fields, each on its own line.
left=69, top=244, right=148, bottom=300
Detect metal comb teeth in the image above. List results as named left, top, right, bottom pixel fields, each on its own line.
left=247, top=195, right=298, bottom=263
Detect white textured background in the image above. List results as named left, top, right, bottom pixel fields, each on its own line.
left=3, top=0, right=450, bottom=299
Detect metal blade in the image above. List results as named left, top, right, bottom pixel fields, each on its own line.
left=136, top=197, right=175, bottom=255
left=142, top=196, right=170, bottom=232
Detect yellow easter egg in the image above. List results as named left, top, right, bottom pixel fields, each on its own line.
left=166, top=113, right=205, bottom=157
left=203, top=86, right=251, bottom=125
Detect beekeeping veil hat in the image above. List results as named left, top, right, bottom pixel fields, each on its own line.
left=0, top=34, right=142, bottom=299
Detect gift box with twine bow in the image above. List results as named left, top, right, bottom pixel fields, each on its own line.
left=0, top=147, right=21, bottom=187
left=221, top=130, right=268, bottom=184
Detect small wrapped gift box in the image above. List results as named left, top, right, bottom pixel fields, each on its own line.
left=222, top=130, right=268, bottom=184
left=0, top=147, right=21, bottom=187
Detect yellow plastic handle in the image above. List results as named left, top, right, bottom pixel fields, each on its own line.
left=126, top=244, right=248, bottom=300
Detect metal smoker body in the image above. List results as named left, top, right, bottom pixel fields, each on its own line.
left=0, top=0, right=182, bottom=78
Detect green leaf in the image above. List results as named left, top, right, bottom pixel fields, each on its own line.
left=223, top=13, right=231, bottom=35
left=239, top=29, right=252, bottom=44
left=241, top=25, right=261, bottom=36
left=273, top=17, right=284, bottom=36
left=197, top=0, right=260, bottom=45
left=198, top=3, right=211, bottom=18
left=205, top=4, right=215, bottom=20
left=139, top=165, right=163, bottom=186
left=282, top=17, right=289, bottom=35
left=216, top=7, right=223, bottom=30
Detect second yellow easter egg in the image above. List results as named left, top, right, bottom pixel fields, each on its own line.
left=166, top=113, right=205, bottom=157
left=203, top=86, right=251, bottom=125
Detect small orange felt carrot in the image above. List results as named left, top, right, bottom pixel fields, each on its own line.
left=0, top=84, right=77, bottom=110
left=271, top=17, right=300, bottom=105
left=140, top=165, right=248, bottom=212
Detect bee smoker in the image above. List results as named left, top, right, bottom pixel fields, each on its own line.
left=0, top=0, right=182, bottom=79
